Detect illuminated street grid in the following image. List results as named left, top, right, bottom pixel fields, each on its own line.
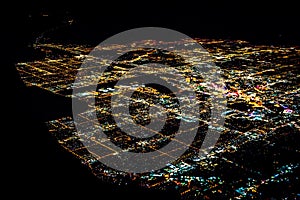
left=17, top=39, right=300, bottom=199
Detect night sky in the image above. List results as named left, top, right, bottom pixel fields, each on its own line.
left=10, top=1, right=300, bottom=47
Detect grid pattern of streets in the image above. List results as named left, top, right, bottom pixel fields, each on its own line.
left=16, top=39, right=300, bottom=199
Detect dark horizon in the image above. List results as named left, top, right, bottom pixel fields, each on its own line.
left=10, top=1, right=300, bottom=48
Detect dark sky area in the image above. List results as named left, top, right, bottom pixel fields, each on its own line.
left=9, top=0, right=300, bottom=48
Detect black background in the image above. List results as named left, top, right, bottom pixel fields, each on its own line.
left=10, top=0, right=299, bottom=199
